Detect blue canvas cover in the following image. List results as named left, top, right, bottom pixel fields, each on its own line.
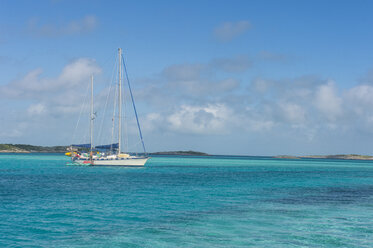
left=95, top=143, right=119, bottom=150
left=71, top=144, right=91, bottom=148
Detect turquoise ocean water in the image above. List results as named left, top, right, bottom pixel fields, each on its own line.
left=0, top=153, right=372, bottom=247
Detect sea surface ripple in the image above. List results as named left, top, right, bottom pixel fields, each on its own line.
left=0, top=154, right=372, bottom=247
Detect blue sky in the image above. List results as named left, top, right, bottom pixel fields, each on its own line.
left=1, top=0, right=373, bottom=155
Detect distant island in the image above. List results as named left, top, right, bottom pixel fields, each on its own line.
left=275, top=154, right=373, bottom=160
left=0, top=144, right=209, bottom=156
left=0, top=144, right=68, bottom=153
left=2, top=144, right=373, bottom=160
left=274, top=155, right=300, bottom=159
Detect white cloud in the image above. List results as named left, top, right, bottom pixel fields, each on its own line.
left=0, top=128, right=22, bottom=138
left=345, top=84, right=373, bottom=111
left=1, top=58, right=101, bottom=98
left=257, top=51, right=288, bottom=62
left=314, top=81, right=342, bottom=121
left=251, top=78, right=274, bottom=94
left=250, top=76, right=322, bottom=101
left=59, top=58, right=101, bottom=86
left=0, top=58, right=102, bottom=124
left=0, top=122, right=28, bottom=138
left=210, top=56, right=251, bottom=73
left=159, top=58, right=246, bottom=98
left=27, top=15, right=98, bottom=37
left=247, top=120, right=275, bottom=132
left=214, top=20, right=251, bottom=42
left=167, top=104, right=232, bottom=134
left=343, top=84, right=373, bottom=133
left=27, top=103, right=46, bottom=116
left=279, top=102, right=306, bottom=124
left=65, top=15, right=97, bottom=34
left=142, top=113, right=164, bottom=132
left=163, top=64, right=204, bottom=81
left=241, top=107, right=275, bottom=131
left=167, top=77, right=239, bottom=97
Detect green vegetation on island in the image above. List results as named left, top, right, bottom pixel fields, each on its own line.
left=0, top=144, right=68, bottom=153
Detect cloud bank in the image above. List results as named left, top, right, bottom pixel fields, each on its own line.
left=138, top=61, right=373, bottom=154
left=2, top=54, right=373, bottom=155
left=1, top=58, right=101, bottom=116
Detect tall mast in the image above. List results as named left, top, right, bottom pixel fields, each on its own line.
left=118, top=48, right=122, bottom=154
left=90, top=75, right=94, bottom=153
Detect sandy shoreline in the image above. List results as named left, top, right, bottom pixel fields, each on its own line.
left=0, top=150, right=30, bottom=153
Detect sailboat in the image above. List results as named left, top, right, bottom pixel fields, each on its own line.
left=66, top=48, right=149, bottom=166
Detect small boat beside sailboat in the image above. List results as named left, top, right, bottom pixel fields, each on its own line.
left=66, top=48, right=149, bottom=167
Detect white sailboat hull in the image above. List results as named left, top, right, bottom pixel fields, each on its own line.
left=73, top=157, right=149, bottom=166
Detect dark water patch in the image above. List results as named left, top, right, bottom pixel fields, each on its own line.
left=271, top=185, right=373, bottom=205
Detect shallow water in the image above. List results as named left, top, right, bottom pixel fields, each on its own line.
left=0, top=154, right=372, bottom=247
